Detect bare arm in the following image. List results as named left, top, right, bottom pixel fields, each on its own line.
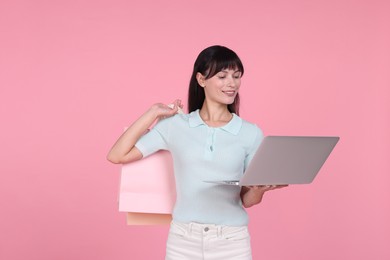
left=106, top=100, right=182, bottom=164
left=240, top=185, right=288, bottom=208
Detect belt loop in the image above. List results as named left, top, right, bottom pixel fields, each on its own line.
left=218, top=226, right=222, bottom=238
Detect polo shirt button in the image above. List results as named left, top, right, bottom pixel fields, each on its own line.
left=204, top=227, right=209, bottom=232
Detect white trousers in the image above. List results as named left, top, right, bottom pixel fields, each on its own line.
left=165, top=221, right=252, bottom=260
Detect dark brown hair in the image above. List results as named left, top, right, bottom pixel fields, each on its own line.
left=187, top=45, right=244, bottom=115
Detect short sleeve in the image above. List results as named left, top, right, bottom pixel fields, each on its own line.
left=244, top=125, right=264, bottom=171
left=135, top=118, right=172, bottom=158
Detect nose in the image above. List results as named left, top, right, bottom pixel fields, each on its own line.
left=227, top=75, right=238, bottom=88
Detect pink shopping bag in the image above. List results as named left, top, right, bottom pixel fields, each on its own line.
left=118, top=150, right=176, bottom=225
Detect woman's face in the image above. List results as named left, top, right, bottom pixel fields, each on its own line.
left=200, top=69, right=242, bottom=106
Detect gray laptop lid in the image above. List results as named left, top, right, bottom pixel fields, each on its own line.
left=204, top=136, right=339, bottom=186
left=239, top=136, right=339, bottom=186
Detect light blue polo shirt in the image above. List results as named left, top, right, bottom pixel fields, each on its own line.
left=135, top=109, right=263, bottom=226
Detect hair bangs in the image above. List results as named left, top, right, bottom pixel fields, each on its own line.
left=204, top=54, right=244, bottom=79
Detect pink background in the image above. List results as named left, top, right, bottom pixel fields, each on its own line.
left=1, top=0, right=389, bottom=259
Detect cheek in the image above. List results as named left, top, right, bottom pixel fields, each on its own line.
left=204, top=86, right=219, bottom=96
left=208, top=81, right=224, bottom=91
left=235, top=81, right=241, bottom=91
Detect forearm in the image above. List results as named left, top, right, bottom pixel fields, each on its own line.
left=240, top=186, right=265, bottom=208
left=106, top=107, right=158, bottom=164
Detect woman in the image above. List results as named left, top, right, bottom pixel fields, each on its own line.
left=107, top=45, right=286, bottom=259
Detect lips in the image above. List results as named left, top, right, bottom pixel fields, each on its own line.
left=222, top=90, right=236, bottom=97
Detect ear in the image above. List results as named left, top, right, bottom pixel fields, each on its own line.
left=196, top=72, right=206, bottom=87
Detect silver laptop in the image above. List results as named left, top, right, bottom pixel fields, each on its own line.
left=204, top=136, right=339, bottom=186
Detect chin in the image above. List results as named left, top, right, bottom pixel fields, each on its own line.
left=225, top=97, right=236, bottom=105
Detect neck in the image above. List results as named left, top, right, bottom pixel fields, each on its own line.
left=199, top=101, right=232, bottom=126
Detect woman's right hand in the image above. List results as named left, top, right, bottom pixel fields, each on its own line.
left=150, top=99, right=183, bottom=119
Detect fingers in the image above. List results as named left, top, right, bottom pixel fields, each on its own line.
left=167, top=99, right=184, bottom=115
left=157, top=100, right=183, bottom=120
left=265, top=185, right=288, bottom=190
left=165, top=104, right=178, bottom=114
left=167, top=100, right=183, bottom=110
left=260, top=185, right=276, bottom=191
left=247, top=185, right=288, bottom=192
left=172, top=99, right=183, bottom=109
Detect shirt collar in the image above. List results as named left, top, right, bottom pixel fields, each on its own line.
left=188, top=109, right=242, bottom=135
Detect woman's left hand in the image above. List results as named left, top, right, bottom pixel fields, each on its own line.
left=241, top=185, right=288, bottom=208
left=247, top=185, right=288, bottom=193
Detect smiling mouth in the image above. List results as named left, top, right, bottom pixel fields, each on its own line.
left=223, top=91, right=236, bottom=96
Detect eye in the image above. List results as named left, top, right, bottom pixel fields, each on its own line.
left=233, top=73, right=242, bottom=79
left=217, top=73, right=226, bottom=79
